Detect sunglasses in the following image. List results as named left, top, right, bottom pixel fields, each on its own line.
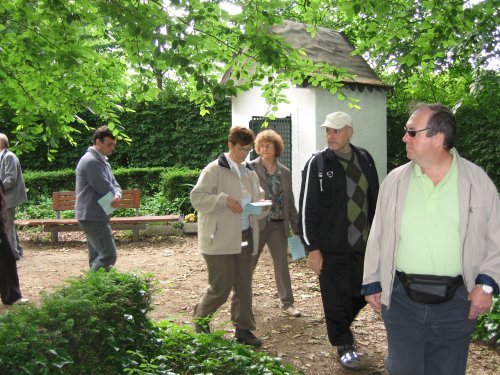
left=404, top=127, right=430, bottom=137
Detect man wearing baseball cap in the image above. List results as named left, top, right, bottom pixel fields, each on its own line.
left=298, top=111, right=380, bottom=370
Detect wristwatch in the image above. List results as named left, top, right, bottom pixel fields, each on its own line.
left=477, top=284, right=494, bottom=294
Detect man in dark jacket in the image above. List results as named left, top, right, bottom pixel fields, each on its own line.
left=298, top=112, right=379, bottom=371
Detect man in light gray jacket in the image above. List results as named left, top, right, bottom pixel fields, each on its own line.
left=362, top=103, right=499, bottom=375
left=76, top=126, right=121, bottom=271
left=0, top=134, right=27, bottom=260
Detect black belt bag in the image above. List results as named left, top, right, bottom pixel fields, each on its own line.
left=396, top=271, right=464, bottom=304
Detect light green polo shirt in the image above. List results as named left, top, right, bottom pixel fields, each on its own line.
left=397, top=150, right=461, bottom=276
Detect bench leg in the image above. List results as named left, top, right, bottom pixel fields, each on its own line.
left=133, top=228, right=140, bottom=242
left=51, top=230, right=59, bottom=244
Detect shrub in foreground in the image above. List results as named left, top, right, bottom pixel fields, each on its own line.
left=0, top=270, right=157, bottom=374
left=472, top=294, right=499, bottom=347
left=124, top=321, right=300, bottom=375
left=0, top=270, right=298, bottom=374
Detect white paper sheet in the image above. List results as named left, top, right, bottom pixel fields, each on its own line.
left=97, top=191, right=116, bottom=215
left=288, top=235, right=306, bottom=261
left=243, top=200, right=272, bottom=216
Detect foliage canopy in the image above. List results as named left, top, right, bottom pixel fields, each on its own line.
left=1, top=0, right=498, bottom=156
left=0, top=0, right=352, bottom=152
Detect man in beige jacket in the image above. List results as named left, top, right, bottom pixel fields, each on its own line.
left=362, top=103, right=499, bottom=375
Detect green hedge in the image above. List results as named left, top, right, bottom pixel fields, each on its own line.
left=23, top=167, right=200, bottom=204
left=5, top=93, right=231, bottom=172
left=23, top=169, right=77, bottom=201
left=161, top=168, right=200, bottom=201
left=159, top=168, right=201, bottom=216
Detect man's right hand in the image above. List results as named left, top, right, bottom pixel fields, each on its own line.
left=365, top=292, right=382, bottom=314
left=308, top=250, right=323, bottom=275
left=111, top=196, right=121, bottom=208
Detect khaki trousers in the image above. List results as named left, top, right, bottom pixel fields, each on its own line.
left=251, top=220, right=294, bottom=307
left=194, top=230, right=256, bottom=330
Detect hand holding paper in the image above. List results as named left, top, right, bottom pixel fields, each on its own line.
left=243, top=200, right=272, bottom=216
left=97, top=191, right=117, bottom=215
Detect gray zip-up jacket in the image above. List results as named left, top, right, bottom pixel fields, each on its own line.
left=190, top=153, right=265, bottom=255
left=362, top=150, right=500, bottom=307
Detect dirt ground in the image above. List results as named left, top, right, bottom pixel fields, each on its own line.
left=2, top=231, right=499, bottom=374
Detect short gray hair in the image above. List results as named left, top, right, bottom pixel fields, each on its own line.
left=0, top=134, right=9, bottom=148
left=410, top=103, right=456, bottom=151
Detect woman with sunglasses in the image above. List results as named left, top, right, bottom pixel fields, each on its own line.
left=249, top=129, right=301, bottom=317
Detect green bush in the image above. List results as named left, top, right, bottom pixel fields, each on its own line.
left=0, top=270, right=297, bottom=375
left=124, top=321, right=299, bottom=375
left=473, top=295, right=499, bottom=347
left=0, top=270, right=157, bottom=375
left=161, top=168, right=200, bottom=214
left=161, top=169, right=200, bottom=201
left=17, top=195, right=54, bottom=220
left=114, top=167, right=171, bottom=196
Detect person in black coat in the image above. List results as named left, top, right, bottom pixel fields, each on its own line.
left=298, top=112, right=379, bottom=371
left=0, top=181, right=23, bottom=305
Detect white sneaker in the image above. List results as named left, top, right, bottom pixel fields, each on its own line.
left=282, top=305, right=301, bottom=317
left=338, top=344, right=363, bottom=371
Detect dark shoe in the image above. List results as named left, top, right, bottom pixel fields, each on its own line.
left=235, top=329, right=262, bottom=347
left=337, top=344, right=363, bottom=371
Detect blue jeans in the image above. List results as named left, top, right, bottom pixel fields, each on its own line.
left=78, top=221, right=117, bottom=271
left=382, top=276, right=476, bottom=375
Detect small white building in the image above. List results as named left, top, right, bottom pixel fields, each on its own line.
left=226, top=21, right=390, bottom=201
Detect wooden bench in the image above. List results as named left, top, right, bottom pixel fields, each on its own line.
left=15, top=189, right=180, bottom=243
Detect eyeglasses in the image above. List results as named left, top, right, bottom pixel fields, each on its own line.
left=259, top=143, right=274, bottom=150
left=404, top=127, right=430, bottom=137
left=236, top=146, right=253, bottom=153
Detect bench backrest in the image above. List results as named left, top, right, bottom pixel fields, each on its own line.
left=53, top=189, right=141, bottom=211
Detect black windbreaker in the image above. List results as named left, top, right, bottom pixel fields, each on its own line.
left=298, top=145, right=379, bottom=254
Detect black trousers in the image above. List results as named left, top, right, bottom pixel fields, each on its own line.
left=0, top=232, right=22, bottom=305
left=318, top=251, right=366, bottom=346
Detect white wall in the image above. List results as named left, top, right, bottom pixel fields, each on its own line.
left=314, top=86, right=387, bottom=180
left=231, top=85, right=387, bottom=206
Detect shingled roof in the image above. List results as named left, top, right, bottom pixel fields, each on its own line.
left=271, top=21, right=389, bottom=89
left=221, top=20, right=390, bottom=90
